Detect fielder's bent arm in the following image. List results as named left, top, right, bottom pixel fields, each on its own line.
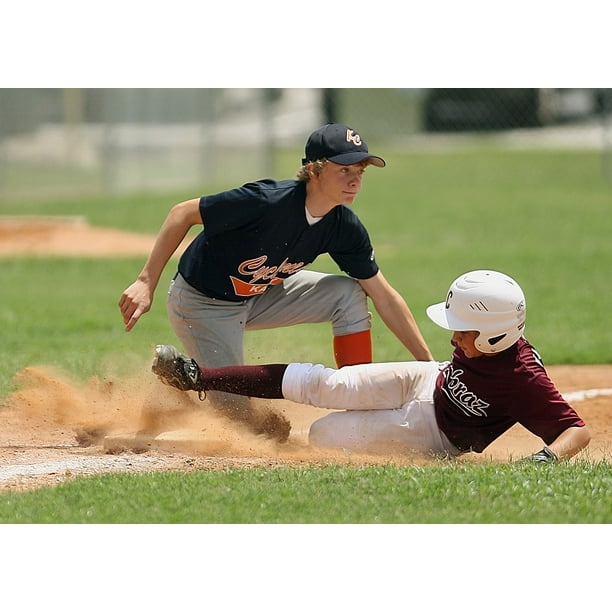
left=359, top=271, right=434, bottom=361
left=118, top=199, right=202, bottom=331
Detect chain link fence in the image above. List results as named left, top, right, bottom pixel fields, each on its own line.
left=0, top=88, right=610, bottom=200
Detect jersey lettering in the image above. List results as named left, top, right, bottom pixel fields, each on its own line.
left=230, top=276, right=280, bottom=296
left=231, top=255, right=307, bottom=297
left=238, top=255, right=306, bottom=282
left=441, top=366, right=490, bottom=417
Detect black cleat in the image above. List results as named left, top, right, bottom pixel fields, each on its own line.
left=152, top=344, right=204, bottom=394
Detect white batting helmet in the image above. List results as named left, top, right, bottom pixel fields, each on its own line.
left=426, top=270, right=527, bottom=353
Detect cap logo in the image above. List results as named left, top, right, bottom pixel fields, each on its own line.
left=445, top=290, right=453, bottom=309
left=346, top=129, right=362, bottom=146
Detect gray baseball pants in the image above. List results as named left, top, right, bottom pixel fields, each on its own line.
left=167, top=270, right=371, bottom=368
left=166, top=270, right=371, bottom=415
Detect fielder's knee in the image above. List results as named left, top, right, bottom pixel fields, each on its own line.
left=321, top=275, right=370, bottom=334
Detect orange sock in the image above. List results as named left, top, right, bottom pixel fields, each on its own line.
left=333, top=330, right=373, bottom=367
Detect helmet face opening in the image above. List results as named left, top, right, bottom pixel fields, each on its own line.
left=426, top=270, right=527, bottom=354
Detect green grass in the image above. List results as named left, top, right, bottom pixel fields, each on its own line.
left=1, top=462, right=610, bottom=523
left=1, top=148, right=610, bottom=391
left=0, top=258, right=176, bottom=394
left=0, top=147, right=610, bottom=523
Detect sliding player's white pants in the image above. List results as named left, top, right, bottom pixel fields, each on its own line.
left=282, top=360, right=460, bottom=457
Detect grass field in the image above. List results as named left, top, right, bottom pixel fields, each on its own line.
left=0, top=146, right=610, bottom=529
left=1, top=147, right=610, bottom=395
left=1, top=461, right=610, bottom=523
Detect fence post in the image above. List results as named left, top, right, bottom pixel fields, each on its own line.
left=323, top=89, right=339, bottom=124
left=601, top=89, right=612, bottom=183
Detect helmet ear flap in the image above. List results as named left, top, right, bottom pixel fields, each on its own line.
left=475, top=332, right=508, bottom=353
left=488, top=333, right=507, bottom=347
left=474, top=332, right=508, bottom=353
left=475, top=319, right=526, bottom=354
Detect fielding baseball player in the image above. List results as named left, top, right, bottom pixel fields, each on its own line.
left=151, top=270, right=591, bottom=462
left=119, top=123, right=433, bottom=437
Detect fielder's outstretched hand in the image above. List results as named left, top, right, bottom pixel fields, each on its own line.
left=119, top=279, right=153, bottom=331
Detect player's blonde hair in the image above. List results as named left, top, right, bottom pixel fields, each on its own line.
left=296, top=159, right=370, bottom=182
left=296, top=159, right=327, bottom=182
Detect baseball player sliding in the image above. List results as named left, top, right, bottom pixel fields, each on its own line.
left=119, top=123, right=433, bottom=440
left=152, top=270, right=591, bottom=462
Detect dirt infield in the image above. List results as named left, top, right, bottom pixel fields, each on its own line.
left=1, top=218, right=610, bottom=493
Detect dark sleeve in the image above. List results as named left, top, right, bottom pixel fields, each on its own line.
left=328, top=208, right=379, bottom=280
left=513, top=372, right=585, bottom=445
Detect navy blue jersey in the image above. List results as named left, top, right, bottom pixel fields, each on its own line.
left=178, top=179, right=379, bottom=301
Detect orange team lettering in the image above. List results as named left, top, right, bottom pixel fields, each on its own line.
left=237, top=256, right=306, bottom=283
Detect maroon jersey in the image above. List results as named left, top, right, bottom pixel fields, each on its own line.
left=434, top=337, right=585, bottom=453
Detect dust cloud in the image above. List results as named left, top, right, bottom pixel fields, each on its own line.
left=4, top=364, right=429, bottom=466
left=3, top=363, right=610, bottom=467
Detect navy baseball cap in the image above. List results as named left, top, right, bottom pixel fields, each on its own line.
left=302, top=123, right=386, bottom=167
